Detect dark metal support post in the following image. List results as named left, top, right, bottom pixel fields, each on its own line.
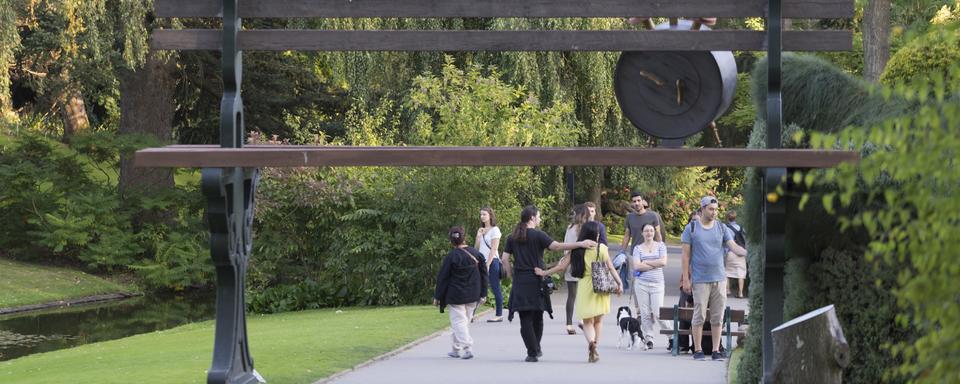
left=762, top=0, right=786, bottom=382
left=761, top=168, right=786, bottom=383
left=203, top=1, right=262, bottom=383
left=564, top=166, right=575, bottom=203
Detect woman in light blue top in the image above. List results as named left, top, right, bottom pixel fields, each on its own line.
left=632, top=223, right=668, bottom=350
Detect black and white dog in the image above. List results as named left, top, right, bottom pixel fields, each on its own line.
left=616, top=306, right=643, bottom=350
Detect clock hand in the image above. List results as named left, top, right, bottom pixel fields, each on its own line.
left=676, top=79, right=684, bottom=105
left=638, top=70, right=665, bottom=87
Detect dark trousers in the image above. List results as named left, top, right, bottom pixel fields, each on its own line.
left=565, top=281, right=578, bottom=326
left=518, top=310, right=544, bottom=357
left=489, top=259, right=504, bottom=316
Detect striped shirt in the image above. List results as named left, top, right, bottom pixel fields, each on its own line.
left=632, top=242, right=667, bottom=284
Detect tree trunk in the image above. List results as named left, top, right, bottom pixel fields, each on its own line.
left=863, top=0, right=891, bottom=82
left=0, top=0, right=18, bottom=122
left=588, top=184, right=603, bottom=217
left=61, top=88, right=89, bottom=140
left=771, top=304, right=850, bottom=383
left=119, top=50, right=176, bottom=199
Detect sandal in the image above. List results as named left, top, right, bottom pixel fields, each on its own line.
left=588, top=341, right=599, bottom=363
left=566, top=325, right=576, bottom=335
left=486, top=317, right=503, bottom=323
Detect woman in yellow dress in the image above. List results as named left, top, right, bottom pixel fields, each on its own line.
left=536, top=221, right=622, bottom=362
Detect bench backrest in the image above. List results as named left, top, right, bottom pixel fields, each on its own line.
left=659, top=306, right=747, bottom=323
left=151, top=0, right=853, bottom=53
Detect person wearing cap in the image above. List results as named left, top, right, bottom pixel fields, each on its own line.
left=680, top=196, right=747, bottom=361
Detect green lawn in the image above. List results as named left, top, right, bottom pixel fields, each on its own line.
left=608, top=234, right=624, bottom=246
left=0, top=306, right=449, bottom=384
left=727, top=347, right=743, bottom=384
left=0, top=259, right=136, bottom=309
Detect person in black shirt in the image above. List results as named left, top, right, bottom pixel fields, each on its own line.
left=434, top=226, right=488, bottom=359
left=502, top=205, right=597, bottom=362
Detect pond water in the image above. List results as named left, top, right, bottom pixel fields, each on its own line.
left=0, top=290, right=215, bottom=361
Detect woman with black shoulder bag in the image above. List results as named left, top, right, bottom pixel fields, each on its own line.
left=434, top=226, right=488, bottom=360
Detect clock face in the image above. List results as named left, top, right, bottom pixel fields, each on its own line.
left=614, top=21, right=737, bottom=140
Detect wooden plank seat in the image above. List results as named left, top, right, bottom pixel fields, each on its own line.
left=658, top=305, right=748, bottom=356
left=149, top=0, right=854, bottom=52
left=133, top=146, right=860, bottom=168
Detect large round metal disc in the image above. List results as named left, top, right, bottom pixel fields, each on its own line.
left=615, top=50, right=723, bottom=139
left=614, top=20, right=737, bottom=140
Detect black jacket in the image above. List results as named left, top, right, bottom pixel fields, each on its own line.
left=434, top=246, right=488, bottom=312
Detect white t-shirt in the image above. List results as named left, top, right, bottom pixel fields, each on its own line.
left=478, top=226, right=502, bottom=259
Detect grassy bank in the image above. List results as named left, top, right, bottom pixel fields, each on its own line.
left=0, top=306, right=449, bottom=383
left=0, top=259, right=136, bottom=309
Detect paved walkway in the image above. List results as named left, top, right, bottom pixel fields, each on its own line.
left=326, top=245, right=748, bottom=384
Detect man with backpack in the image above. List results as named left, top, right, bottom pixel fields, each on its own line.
left=680, top=196, right=747, bottom=361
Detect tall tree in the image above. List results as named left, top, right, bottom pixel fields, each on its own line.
left=14, top=0, right=118, bottom=139
left=864, top=0, right=892, bottom=82
left=0, top=0, right=19, bottom=122
left=118, top=50, right=176, bottom=198
left=111, top=0, right=177, bottom=199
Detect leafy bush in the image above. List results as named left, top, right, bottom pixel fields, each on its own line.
left=736, top=54, right=916, bottom=384
left=0, top=129, right=210, bottom=290
left=882, top=15, right=960, bottom=85
left=246, top=59, right=578, bottom=312
left=808, top=69, right=960, bottom=383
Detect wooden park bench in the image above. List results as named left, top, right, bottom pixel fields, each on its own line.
left=137, top=1, right=856, bottom=383
left=660, top=305, right=747, bottom=357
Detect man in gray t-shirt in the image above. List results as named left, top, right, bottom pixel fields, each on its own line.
left=680, top=196, right=747, bottom=361
left=621, top=191, right=663, bottom=297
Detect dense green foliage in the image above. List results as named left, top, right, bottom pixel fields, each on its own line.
left=247, top=61, right=573, bottom=312
left=881, top=21, right=960, bottom=84
left=0, top=130, right=210, bottom=290
left=808, top=69, right=960, bottom=382
left=736, top=54, right=916, bottom=384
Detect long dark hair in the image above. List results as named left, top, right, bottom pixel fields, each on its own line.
left=511, top=205, right=538, bottom=243
left=570, top=221, right=600, bottom=278
left=568, top=204, right=589, bottom=230
left=480, top=206, right=497, bottom=228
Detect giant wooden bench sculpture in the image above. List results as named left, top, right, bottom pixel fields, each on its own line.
left=137, top=1, right=855, bottom=383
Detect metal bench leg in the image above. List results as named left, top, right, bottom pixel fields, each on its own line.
left=673, top=304, right=680, bottom=356
left=203, top=168, right=262, bottom=384
left=725, top=306, right=732, bottom=358
left=204, top=2, right=263, bottom=382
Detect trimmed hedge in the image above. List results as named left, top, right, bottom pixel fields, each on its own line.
left=736, top=54, right=911, bottom=384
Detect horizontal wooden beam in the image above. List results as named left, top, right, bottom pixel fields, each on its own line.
left=134, top=145, right=860, bottom=168
left=150, top=30, right=852, bottom=51
left=155, top=0, right=854, bottom=19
